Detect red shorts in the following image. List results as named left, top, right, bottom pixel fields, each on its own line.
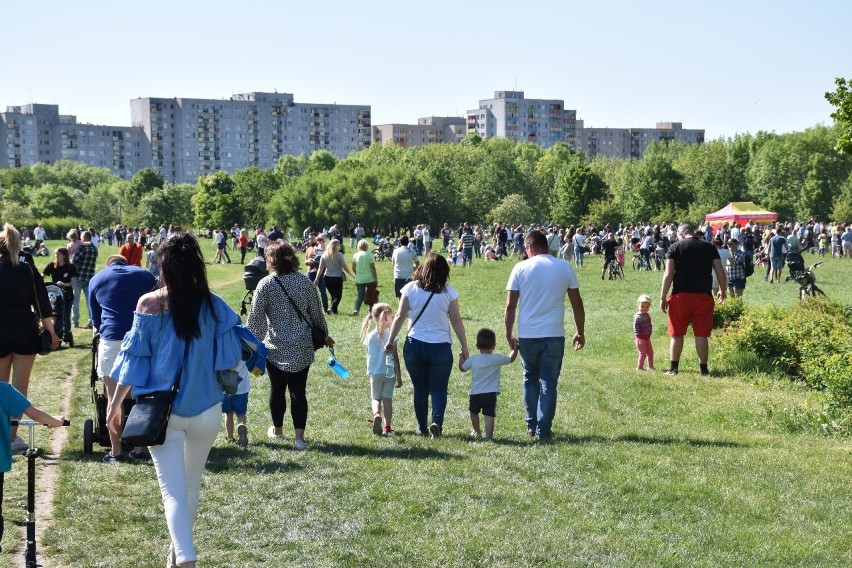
left=667, top=292, right=714, bottom=337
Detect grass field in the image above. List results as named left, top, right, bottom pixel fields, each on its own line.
left=2, top=240, right=851, bottom=567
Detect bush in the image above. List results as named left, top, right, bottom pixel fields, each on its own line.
left=717, top=298, right=852, bottom=411
left=3, top=216, right=82, bottom=241
left=713, top=296, right=745, bottom=329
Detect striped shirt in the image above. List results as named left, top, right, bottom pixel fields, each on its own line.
left=460, top=232, right=475, bottom=249
left=633, top=312, right=652, bottom=338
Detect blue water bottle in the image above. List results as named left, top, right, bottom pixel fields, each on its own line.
left=327, top=347, right=349, bottom=379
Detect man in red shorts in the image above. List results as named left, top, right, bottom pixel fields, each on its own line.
left=659, top=223, right=726, bottom=376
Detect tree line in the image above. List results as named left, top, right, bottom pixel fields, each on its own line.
left=1, top=125, right=851, bottom=236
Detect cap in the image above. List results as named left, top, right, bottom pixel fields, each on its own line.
left=727, top=238, right=739, bottom=245
left=637, top=294, right=652, bottom=304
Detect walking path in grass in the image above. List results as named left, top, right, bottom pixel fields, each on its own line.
left=11, top=358, right=76, bottom=568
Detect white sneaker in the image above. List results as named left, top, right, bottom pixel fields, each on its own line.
left=267, top=426, right=284, bottom=440
left=11, top=436, right=28, bottom=453
left=294, top=439, right=308, bottom=451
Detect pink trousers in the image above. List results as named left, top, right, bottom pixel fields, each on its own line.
left=635, top=337, right=654, bottom=370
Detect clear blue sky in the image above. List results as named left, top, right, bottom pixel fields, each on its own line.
left=5, top=0, right=851, bottom=140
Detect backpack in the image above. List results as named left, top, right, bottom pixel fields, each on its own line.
left=744, top=254, right=754, bottom=277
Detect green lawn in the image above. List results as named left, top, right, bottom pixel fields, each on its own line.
left=3, top=241, right=851, bottom=567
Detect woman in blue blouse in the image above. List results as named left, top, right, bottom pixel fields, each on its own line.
left=107, top=233, right=241, bottom=568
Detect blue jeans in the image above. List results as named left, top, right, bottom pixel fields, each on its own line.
left=402, top=338, right=452, bottom=432
left=518, top=337, right=565, bottom=439
left=574, top=247, right=585, bottom=267
left=71, top=278, right=91, bottom=327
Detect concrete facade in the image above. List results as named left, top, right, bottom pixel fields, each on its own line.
left=466, top=91, right=579, bottom=149
left=371, top=116, right=465, bottom=148
left=131, top=92, right=371, bottom=182
left=1, top=104, right=149, bottom=178
left=581, top=122, right=705, bottom=160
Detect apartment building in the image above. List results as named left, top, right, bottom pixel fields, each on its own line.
left=371, top=116, right=466, bottom=148
left=581, top=122, right=705, bottom=160
left=131, top=91, right=371, bottom=182
left=1, top=104, right=150, bottom=178
left=466, top=91, right=579, bottom=149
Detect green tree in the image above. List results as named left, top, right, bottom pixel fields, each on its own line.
left=487, top=193, right=535, bottom=226
left=581, top=199, right=623, bottom=228
left=551, top=161, right=607, bottom=225
left=29, top=184, right=82, bottom=219
left=192, top=172, right=239, bottom=229
left=80, top=184, right=120, bottom=229
left=126, top=168, right=165, bottom=202
left=825, top=77, right=852, bottom=154
left=138, top=183, right=195, bottom=229
left=233, top=167, right=280, bottom=228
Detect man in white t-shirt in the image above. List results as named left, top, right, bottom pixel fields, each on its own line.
left=504, top=229, right=585, bottom=441
left=423, top=225, right=432, bottom=254
left=392, top=235, right=419, bottom=299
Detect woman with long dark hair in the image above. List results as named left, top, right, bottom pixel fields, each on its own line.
left=0, top=224, right=61, bottom=450
left=107, top=233, right=242, bottom=568
left=385, top=253, right=469, bottom=438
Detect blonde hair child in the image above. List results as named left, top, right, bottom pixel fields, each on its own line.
left=360, top=303, right=402, bottom=435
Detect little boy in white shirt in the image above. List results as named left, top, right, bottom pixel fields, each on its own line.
left=458, top=328, right=517, bottom=441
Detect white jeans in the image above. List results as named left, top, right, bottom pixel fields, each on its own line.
left=149, top=402, right=221, bottom=564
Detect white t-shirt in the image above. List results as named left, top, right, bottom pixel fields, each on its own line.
left=506, top=254, right=579, bottom=339
left=234, top=361, right=251, bottom=396
left=400, top=281, right=459, bottom=344
left=256, top=233, right=269, bottom=249
left=392, top=246, right=417, bottom=279
left=423, top=229, right=431, bottom=243
left=363, top=329, right=396, bottom=376
left=462, top=352, right=512, bottom=394
left=713, top=248, right=731, bottom=288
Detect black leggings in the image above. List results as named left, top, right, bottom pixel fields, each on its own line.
left=324, top=276, right=343, bottom=314
left=267, top=362, right=309, bottom=430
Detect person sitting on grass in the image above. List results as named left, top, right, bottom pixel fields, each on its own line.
left=361, top=303, right=401, bottom=436
left=458, top=328, right=517, bottom=442
left=0, top=381, right=66, bottom=549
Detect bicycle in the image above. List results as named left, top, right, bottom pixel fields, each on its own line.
left=607, top=258, right=624, bottom=280
left=632, top=251, right=652, bottom=271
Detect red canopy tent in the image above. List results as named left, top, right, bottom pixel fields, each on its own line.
left=705, top=201, right=777, bottom=230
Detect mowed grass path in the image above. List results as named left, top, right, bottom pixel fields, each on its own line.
left=3, top=241, right=850, bottom=567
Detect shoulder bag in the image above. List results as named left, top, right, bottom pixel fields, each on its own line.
left=273, top=276, right=326, bottom=350
left=29, top=267, right=53, bottom=356
left=121, top=338, right=191, bottom=447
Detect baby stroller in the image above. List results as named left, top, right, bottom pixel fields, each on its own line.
left=784, top=252, right=825, bottom=300
left=82, top=334, right=133, bottom=454
left=241, top=257, right=269, bottom=316
left=45, top=284, right=73, bottom=347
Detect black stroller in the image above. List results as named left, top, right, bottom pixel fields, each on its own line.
left=44, top=283, right=73, bottom=347
left=82, top=334, right=133, bottom=454
left=784, top=252, right=825, bottom=300
left=241, top=257, right=269, bottom=316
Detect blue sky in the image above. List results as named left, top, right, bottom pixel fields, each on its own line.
left=4, top=0, right=850, bottom=140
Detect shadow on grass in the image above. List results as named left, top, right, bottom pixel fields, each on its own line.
left=309, top=441, right=464, bottom=460
left=560, top=433, right=748, bottom=448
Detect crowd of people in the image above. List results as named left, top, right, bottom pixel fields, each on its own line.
left=4, top=214, right=851, bottom=566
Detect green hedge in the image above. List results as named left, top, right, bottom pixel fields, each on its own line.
left=716, top=298, right=852, bottom=411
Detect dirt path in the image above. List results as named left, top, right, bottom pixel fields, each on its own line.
left=12, top=357, right=77, bottom=568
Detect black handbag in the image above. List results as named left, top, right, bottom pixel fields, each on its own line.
left=121, top=339, right=191, bottom=447
left=29, top=267, right=54, bottom=356
left=272, top=276, right=327, bottom=350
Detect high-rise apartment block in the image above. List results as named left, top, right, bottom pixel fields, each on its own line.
left=371, top=116, right=466, bottom=148
left=2, top=92, right=370, bottom=183
left=130, top=92, right=370, bottom=182
left=581, top=122, right=705, bottom=160
left=1, top=104, right=150, bottom=177
left=467, top=91, right=579, bottom=149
